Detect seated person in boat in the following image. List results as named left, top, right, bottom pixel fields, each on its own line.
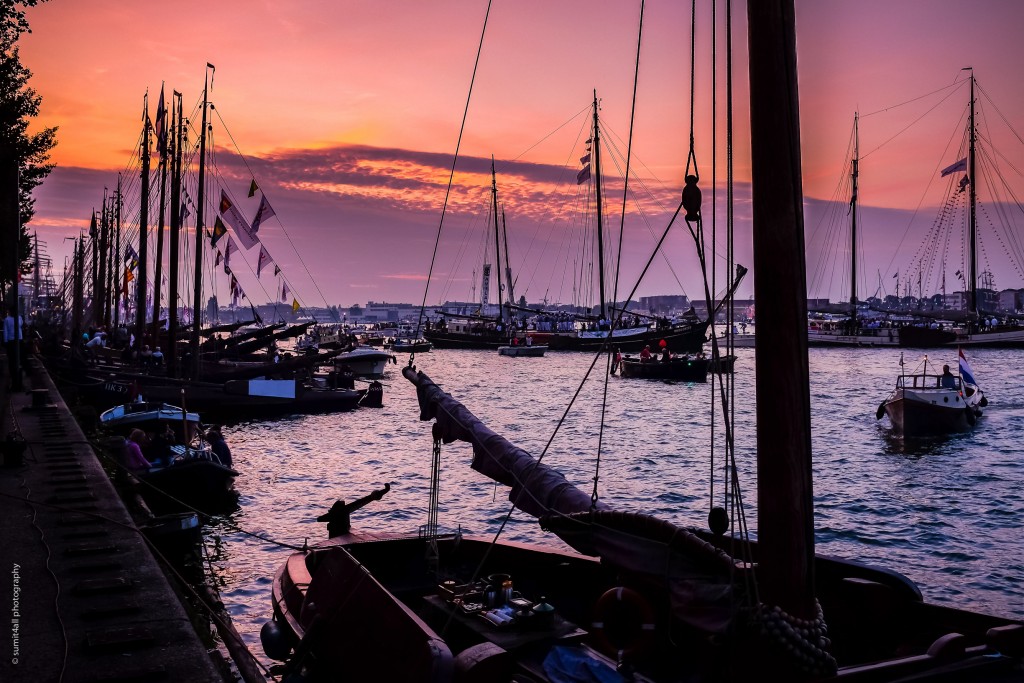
left=145, top=424, right=176, bottom=467
left=207, top=427, right=232, bottom=468
left=660, top=346, right=672, bottom=362
left=639, top=344, right=653, bottom=362
left=122, top=429, right=153, bottom=473
left=139, top=345, right=153, bottom=366
left=151, top=346, right=164, bottom=367
left=941, top=365, right=957, bottom=388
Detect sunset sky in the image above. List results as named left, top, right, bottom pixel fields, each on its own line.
left=20, top=0, right=1024, bottom=310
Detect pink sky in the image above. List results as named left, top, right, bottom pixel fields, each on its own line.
left=21, top=0, right=1024, bottom=308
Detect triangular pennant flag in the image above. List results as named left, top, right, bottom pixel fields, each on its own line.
left=251, top=194, right=276, bottom=233
left=219, top=189, right=259, bottom=249
left=281, top=281, right=290, bottom=302
left=124, top=244, right=138, bottom=263
left=125, top=268, right=135, bottom=283
left=179, top=200, right=190, bottom=223
left=292, top=298, right=300, bottom=314
left=155, top=83, right=167, bottom=157
left=248, top=179, right=259, bottom=198
left=214, top=251, right=222, bottom=267
left=223, top=237, right=237, bottom=274
left=273, top=264, right=281, bottom=277
left=210, top=217, right=227, bottom=246
left=257, top=244, right=272, bottom=278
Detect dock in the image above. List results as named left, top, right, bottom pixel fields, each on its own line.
left=0, top=353, right=224, bottom=682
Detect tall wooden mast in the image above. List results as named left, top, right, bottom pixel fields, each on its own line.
left=190, top=64, right=213, bottom=379
left=136, top=96, right=151, bottom=347
left=152, top=91, right=169, bottom=337
left=167, top=91, right=183, bottom=377
left=592, top=90, right=607, bottom=320
left=967, top=68, right=978, bottom=315
left=490, top=156, right=503, bottom=324
left=850, top=113, right=859, bottom=320
left=748, top=0, right=816, bottom=619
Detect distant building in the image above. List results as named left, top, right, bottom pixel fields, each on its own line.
left=998, top=289, right=1024, bottom=313
left=638, top=295, right=690, bottom=315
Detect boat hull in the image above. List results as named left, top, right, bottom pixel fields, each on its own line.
left=267, top=532, right=1023, bottom=682
left=497, top=345, right=546, bottom=357
left=883, top=390, right=975, bottom=436
left=619, top=356, right=711, bottom=381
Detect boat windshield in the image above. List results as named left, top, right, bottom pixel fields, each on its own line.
left=896, top=374, right=962, bottom=390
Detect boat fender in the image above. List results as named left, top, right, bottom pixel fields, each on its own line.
left=979, top=395, right=988, bottom=407
left=591, top=586, right=656, bottom=660
left=681, top=174, right=701, bottom=222
left=875, top=401, right=886, bottom=420
left=708, top=506, right=730, bottom=536
left=260, top=619, right=292, bottom=661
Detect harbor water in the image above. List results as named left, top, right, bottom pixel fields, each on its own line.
left=204, top=346, right=1024, bottom=664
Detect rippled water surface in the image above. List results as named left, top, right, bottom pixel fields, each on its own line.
left=204, top=346, right=1024, bottom=663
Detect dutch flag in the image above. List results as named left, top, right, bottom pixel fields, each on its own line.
left=959, top=347, right=978, bottom=387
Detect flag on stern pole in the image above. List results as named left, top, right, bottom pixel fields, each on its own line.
left=257, top=244, right=272, bottom=278
left=940, top=158, right=967, bottom=177
left=958, top=347, right=978, bottom=386
left=219, top=189, right=259, bottom=249
left=251, top=194, right=276, bottom=233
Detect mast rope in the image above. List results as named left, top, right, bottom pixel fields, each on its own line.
left=415, top=0, right=494, bottom=336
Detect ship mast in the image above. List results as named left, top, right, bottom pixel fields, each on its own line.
left=136, top=101, right=150, bottom=349
left=190, top=64, right=213, bottom=379
left=490, top=156, right=503, bottom=324
left=748, top=0, right=816, bottom=621
left=967, top=68, right=978, bottom=315
left=167, top=92, right=183, bottom=377
left=850, top=113, right=859, bottom=320
left=592, top=90, right=607, bottom=320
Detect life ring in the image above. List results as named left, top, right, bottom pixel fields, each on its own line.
left=591, top=586, right=656, bottom=660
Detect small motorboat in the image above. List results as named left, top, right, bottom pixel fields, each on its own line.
left=391, top=338, right=432, bottom=353
left=618, top=354, right=712, bottom=382
left=877, top=353, right=984, bottom=436
left=333, top=346, right=396, bottom=377
left=497, top=343, right=547, bottom=357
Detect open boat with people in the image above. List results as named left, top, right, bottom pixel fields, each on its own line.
left=99, top=400, right=238, bottom=514
left=878, top=350, right=986, bottom=437
left=260, top=4, right=1023, bottom=682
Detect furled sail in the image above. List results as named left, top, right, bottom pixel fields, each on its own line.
left=403, top=366, right=741, bottom=633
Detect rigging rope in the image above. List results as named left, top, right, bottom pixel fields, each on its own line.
left=416, top=0, right=494, bottom=335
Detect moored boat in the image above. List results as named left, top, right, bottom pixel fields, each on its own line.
left=497, top=343, right=546, bottom=357
left=332, top=345, right=396, bottom=377
left=100, top=400, right=238, bottom=514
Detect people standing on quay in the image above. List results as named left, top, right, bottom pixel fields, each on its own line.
left=3, top=305, right=24, bottom=389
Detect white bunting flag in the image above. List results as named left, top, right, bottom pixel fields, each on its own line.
left=219, top=190, right=259, bottom=250
left=257, top=244, right=272, bottom=278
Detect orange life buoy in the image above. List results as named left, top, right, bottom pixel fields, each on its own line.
left=591, top=586, right=656, bottom=660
